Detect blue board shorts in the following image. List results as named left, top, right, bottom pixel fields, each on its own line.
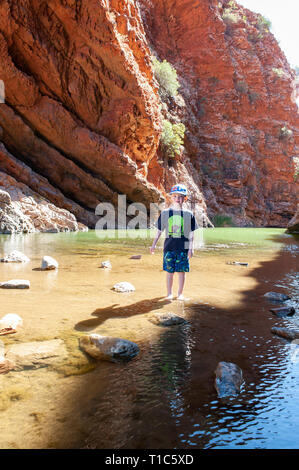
left=163, top=250, right=190, bottom=273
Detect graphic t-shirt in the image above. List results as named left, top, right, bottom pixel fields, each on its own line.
left=155, top=209, right=199, bottom=252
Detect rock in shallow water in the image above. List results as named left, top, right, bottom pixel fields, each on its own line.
left=271, top=327, right=299, bottom=341
left=79, top=334, right=139, bottom=362
left=112, top=282, right=135, bottom=293
left=264, top=292, right=290, bottom=302
left=148, top=312, right=187, bottom=326
left=1, top=250, right=30, bottom=263
left=214, top=362, right=243, bottom=398
left=101, top=260, right=111, bottom=269
left=270, top=307, right=295, bottom=317
left=5, top=339, right=68, bottom=370
left=0, top=279, right=30, bottom=289
left=0, top=314, right=23, bottom=335
left=41, top=255, right=59, bottom=270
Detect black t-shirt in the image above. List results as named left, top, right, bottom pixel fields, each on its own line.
left=155, top=208, right=199, bottom=252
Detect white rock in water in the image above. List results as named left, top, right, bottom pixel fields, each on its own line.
left=1, top=250, right=30, bottom=263
left=0, top=314, right=23, bottom=331
left=112, top=282, right=135, bottom=293
left=41, top=255, right=59, bottom=270
left=79, top=334, right=139, bottom=362
left=101, top=260, right=112, bottom=269
left=0, top=279, right=30, bottom=289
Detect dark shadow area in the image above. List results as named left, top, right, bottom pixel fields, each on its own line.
left=75, top=297, right=169, bottom=331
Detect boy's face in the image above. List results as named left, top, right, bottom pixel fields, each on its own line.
left=172, top=193, right=186, bottom=205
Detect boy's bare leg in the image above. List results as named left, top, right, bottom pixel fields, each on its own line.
left=177, top=272, right=186, bottom=299
left=166, top=272, right=174, bottom=299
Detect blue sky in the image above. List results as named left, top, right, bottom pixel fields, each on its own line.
left=238, top=0, right=298, bottom=68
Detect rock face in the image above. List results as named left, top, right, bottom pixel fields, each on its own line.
left=79, top=334, right=139, bottom=362
left=214, top=361, right=243, bottom=398
left=0, top=0, right=297, bottom=229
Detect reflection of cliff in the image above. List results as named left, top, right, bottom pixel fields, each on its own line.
left=0, top=0, right=298, bottom=231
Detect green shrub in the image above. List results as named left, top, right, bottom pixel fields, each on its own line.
left=160, top=120, right=185, bottom=158
left=280, top=125, right=293, bottom=140
left=152, top=57, right=180, bottom=100
left=212, top=214, right=235, bottom=227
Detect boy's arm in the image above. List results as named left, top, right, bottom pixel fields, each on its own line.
left=150, top=229, right=162, bottom=254
left=188, top=231, right=194, bottom=258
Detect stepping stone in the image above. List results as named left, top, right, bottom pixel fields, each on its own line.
left=215, top=362, right=243, bottom=398
left=270, top=307, right=295, bottom=317
left=264, top=292, right=290, bottom=302
left=271, top=327, right=299, bottom=341
left=41, top=255, right=58, bottom=270
left=112, top=282, right=135, bottom=293
left=79, top=334, right=139, bottom=362
left=129, top=255, right=142, bottom=260
left=148, top=312, right=187, bottom=326
left=0, top=279, right=30, bottom=289
left=226, top=261, right=248, bottom=266
left=0, top=250, right=30, bottom=263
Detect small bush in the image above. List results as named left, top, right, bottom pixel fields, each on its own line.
left=280, top=125, right=293, bottom=140
left=160, top=120, right=185, bottom=158
left=212, top=214, right=235, bottom=227
left=152, top=57, right=180, bottom=100
left=222, top=10, right=239, bottom=25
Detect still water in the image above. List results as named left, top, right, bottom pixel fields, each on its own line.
left=0, top=228, right=298, bottom=449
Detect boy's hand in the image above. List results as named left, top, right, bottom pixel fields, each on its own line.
left=150, top=245, right=156, bottom=254
left=188, top=249, right=194, bottom=259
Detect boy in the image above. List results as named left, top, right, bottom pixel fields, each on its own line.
left=150, top=184, right=198, bottom=301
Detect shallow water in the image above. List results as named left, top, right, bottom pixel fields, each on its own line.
left=0, top=228, right=298, bottom=449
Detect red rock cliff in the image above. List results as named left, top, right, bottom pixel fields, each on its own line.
left=0, top=0, right=298, bottom=231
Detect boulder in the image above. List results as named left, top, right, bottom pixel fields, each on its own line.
left=226, top=261, right=248, bottom=266
left=0, top=279, right=30, bottom=289
left=41, top=255, right=59, bottom=270
left=271, top=327, right=299, bottom=341
left=0, top=250, right=30, bottom=263
left=101, top=260, right=112, bottom=269
left=270, top=307, right=295, bottom=317
left=0, top=189, right=11, bottom=205
left=79, top=334, right=139, bottom=362
left=129, top=255, right=142, bottom=260
left=5, top=339, right=68, bottom=370
left=148, top=312, right=187, bottom=326
left=112, top=282, right=135, bottom=293
left=264, top=292, right=290, bottom=302
left=0, top=358, right=15, bottom=374
left=214, top=362, right=243, bottom=398
left=0, top=314, right=23, bottom=335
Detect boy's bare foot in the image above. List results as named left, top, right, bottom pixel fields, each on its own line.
left=158, top=294, right=173, bottom=302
